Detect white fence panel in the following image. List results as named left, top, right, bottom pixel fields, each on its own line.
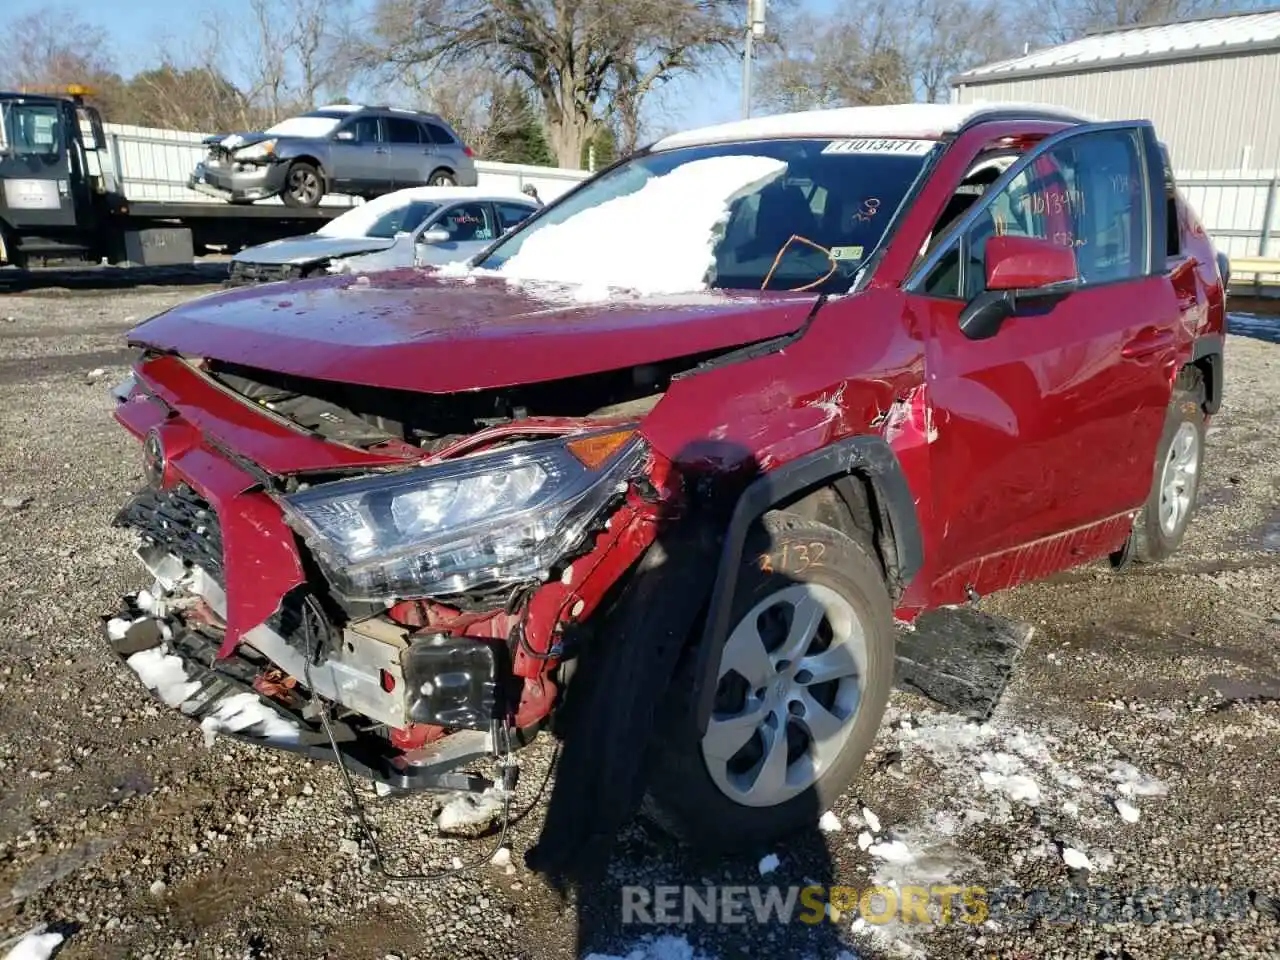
left=96, top=122, right=1280, bottom=264
left=102, top=122, right=589, bottom=207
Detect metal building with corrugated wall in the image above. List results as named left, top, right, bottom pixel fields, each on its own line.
left=952, top=10, right=1280, bottom=174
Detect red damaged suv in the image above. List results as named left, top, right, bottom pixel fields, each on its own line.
left=106, top=104, right=1226, bottom=854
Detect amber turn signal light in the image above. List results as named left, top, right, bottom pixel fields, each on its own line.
left=566, top=429, right=635, bottom=469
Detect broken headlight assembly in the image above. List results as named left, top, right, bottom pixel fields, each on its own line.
left=279, top=430, right=646, bottom=602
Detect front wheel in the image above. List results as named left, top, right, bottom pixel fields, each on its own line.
left=281, top=162, right=324, bottom=208
left=644, top=513, right=895, bottom=851
left=1114, top=366, right=1207, bottom=566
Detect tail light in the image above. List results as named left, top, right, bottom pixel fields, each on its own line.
left=463, top=145, right=474, bottom=158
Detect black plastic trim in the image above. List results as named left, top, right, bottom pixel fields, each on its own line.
left=1192, top=334, right=1225, bottom=415
left=693, top=435, right=922, bottom=732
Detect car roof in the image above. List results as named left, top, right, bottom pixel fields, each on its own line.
left=372, top=186, right=536, bottom=205
left=651, top=102, right=1093, bottom=152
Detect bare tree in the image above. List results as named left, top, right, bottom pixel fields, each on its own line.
left=758, top=0, right=1026, bottom=110
left=2, top=8, right=128, bottom=118
left=362, top=0, right=742, bottom=168
left=1048, top=0, right=1231, bottom=42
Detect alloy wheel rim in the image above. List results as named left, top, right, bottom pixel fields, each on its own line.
left=1158, top=421, right=1199, bottom=537
left=701, top=582, right=866, bottom=808
left=290, top=170, right=320, bottom=203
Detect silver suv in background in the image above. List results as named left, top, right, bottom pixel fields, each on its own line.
left=189, top=104, right=479, bottom=208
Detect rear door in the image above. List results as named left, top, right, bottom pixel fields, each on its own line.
left=422, top=120, right=468, bottom=180
left=329, top=115, right=388, bottom=194
left=384, top=116, right=429, bottom=187
left=495, top=200, right=538, bottom=235
left=905, top=122, right=1178, bottom=595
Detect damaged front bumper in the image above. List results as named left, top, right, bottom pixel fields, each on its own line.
left=103, top=545, right=499, bottom=794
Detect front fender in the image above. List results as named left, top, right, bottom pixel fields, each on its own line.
left=691, top=434, right=921, bottom=734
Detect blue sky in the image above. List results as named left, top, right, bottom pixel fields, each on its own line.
left=12, top=0, right=840, bottom=135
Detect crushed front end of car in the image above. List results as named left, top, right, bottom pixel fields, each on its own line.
left=102, top=341, right=693, bottom=816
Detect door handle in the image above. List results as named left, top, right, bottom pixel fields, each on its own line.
left=374, top=147, right=389, bottom=154
left=1121, top=326, right=1174, bottom=359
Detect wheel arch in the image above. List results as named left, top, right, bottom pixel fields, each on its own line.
left=286, top=155, right=328, bottom=186
left=691, top=435, right=922, bottom=734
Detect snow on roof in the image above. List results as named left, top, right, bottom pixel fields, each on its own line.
left=958, top=9, right=1280, bottom=83
left=314, top=103, right=364, bottom=113
left=651, top=102, right=1088, bottom=151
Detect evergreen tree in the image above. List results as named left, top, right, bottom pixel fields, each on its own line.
left=486, top=83, right=553, bottom=166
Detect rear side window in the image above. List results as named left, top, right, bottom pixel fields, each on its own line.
left=496, top=202, right=536, bottom=230
left=385, top=118, right=423, bottom=144
left=424, top=122, right=456, bottom=145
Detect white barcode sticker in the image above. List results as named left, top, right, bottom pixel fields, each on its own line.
left=822, top=138, right=934, bottom=156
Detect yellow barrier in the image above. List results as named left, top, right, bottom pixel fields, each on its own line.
left=1230, top=256, right=1280, bottom=277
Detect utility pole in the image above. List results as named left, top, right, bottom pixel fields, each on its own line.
left=742, top=0, right=766, bottom=118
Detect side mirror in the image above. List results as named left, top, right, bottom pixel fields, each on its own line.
left=960, top=235, right=1078, bottom=341
left=985, top=235, right=1077, bottom=291
left=334, top=130, right=356, bottom=142
left=419, top=227, right=450, bottom=245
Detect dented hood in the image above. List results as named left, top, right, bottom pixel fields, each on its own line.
left=127, top=273, right=818, bottom=393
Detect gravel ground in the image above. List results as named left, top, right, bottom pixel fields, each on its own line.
left=0, top=284, right=1277, bottom=960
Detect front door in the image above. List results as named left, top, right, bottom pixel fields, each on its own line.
left=906, top=123, right=1178, bottom=597
left=329, top=116, right=389, bottom=194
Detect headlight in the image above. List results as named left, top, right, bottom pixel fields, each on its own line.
left=234, top=139, right=276, bottom=161
left=279, top=431, right=646, bottom=601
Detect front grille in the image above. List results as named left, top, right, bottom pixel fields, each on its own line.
left=115, top=484, right=224, bottom=578
left=228, top=261, right=303, bottom=285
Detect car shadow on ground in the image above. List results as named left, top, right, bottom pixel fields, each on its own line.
left=522, top=441, right=851, bottom=958
left=0, top=261, right=229, bottom=293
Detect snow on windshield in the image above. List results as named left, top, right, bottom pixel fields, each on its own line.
left=495, top=155, right=787, bottom=297
left=266, top=115, right=342, bottom=139
left=317, top=193, right=428, bottom=239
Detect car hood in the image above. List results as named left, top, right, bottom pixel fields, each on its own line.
left=233, top=235, right=398, bottom=266
left=127, top=273, right=819, bottom=393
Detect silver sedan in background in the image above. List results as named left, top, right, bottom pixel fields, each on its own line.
left=228, top=186, right=541, bottom=283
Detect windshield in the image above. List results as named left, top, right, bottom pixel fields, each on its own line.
left=317, top=195, right=440, bottom=239
left=0, top=103, right=65, bottom=162
left=477, top=138, right=934, bottom=295
left=266, top=114, right=343, bottom=139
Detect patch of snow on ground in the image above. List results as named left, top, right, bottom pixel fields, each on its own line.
left=846, top=710, right=1169, bottom=955
left=125, top=646, right=201, bottom=709
left=861, top=806, right=881, bottom=833
left=198, top=692, right=301, bottom=747
left=1115, top=798, right=1140, bottom=823
left=819, top=811, right=844, bottom=833
left=2, top=929, right=64, bottom=960
left=495, top=155, right=787, bottom=297
left=437, top=787, right=506, bottom=831
left=1108, top=761, right=1168, bottom=798
left=757, top=853, right=781, bottom=876
left=583, top=935, right=713, bottom=960
left=1062, top=847, right=1092, bottom=870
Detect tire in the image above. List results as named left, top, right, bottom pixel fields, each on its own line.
left=644, top=512, right=895, bottom=851
left=427, top=168, right=457, bottom=187
left=281, top=162, right=324, bottom=208
left=1115, top=366, right=1208, bottom=566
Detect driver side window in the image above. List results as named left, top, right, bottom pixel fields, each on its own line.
left=920, top=129, right=1149, bottom=301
